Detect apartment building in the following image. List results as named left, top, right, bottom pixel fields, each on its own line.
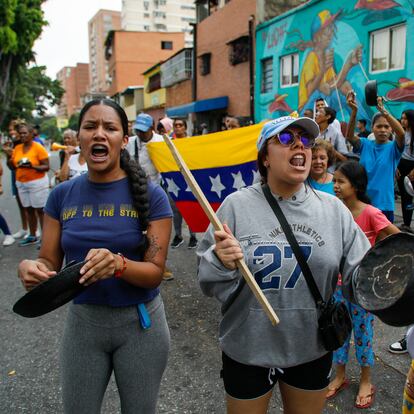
left=88, top=10, right=121, bottom=95
left=104, top=30, right=185, bottom=97
left=121, top=0, right=196, bottom=46
left=56, top=63, right=90, bottom=119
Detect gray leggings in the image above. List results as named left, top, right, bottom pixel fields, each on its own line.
left=60, top=295, right=170, bottom=414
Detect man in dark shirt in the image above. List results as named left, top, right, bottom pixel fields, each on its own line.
left=357, top=119, right=371, bottom=138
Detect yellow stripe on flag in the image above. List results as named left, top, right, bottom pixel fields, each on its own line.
left=147, top=123, right=262, bottom=173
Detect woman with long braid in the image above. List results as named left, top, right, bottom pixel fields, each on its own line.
left=17, top=99, right=173, bottom=414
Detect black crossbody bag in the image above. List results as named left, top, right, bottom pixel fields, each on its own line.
left=262, top=184, right=352, bottom=351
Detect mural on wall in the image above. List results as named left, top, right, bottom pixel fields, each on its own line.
left=297, top=9, right=362, bottom=112
left=256, top=0, right=414, bottom=124
left=386, top=78, right=414, bottom=102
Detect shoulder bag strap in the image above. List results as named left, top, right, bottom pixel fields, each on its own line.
left=134, top=137, right=139, bottom=162
left=261, top=184, right=325, bottom=308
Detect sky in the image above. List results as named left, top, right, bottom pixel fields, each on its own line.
left=33, top=0, right=121, bottom=79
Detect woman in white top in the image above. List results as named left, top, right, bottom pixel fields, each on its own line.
left=396, top=109, right=414, bottom=231
left=59, top=145, right=88, bottom=181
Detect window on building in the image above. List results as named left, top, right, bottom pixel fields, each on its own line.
left=200, top=53, right=211, bottom=76
left=280, top=53, right=299, bottom=87
left=144, top=1, right=149, bottom=11
left=181, top=16, right=195, bottom=23
left=370, top=24, right=406, bottom=72
left=155, top=23, right=167, bottom=30
left=144, top=13, right=150, bottom=18
left=144, top=25, right=150, bottom=31
left=195, top=0, right=209, bottom=22
left=154, top=11, right=166, bottom=18
left=261, top=58, right=273, bottom=93
left=148, top=72, right=161, bottom=92
left=161, top=41, right=173, bottom=50
left=228, top=36, right=249, bottom=65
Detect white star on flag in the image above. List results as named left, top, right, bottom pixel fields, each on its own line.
left=185, top=184, right=192, bottom=192
left=166, top=178, right=180, bottom=197
left=231, top=171, right=246, bottom=190
left=252, top=169, right=261, bottom=184
left=210, top=174, right=226, bottom=198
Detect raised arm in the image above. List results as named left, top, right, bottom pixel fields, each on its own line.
left=376, top=97, right=405, bottom=148
left=59, top=152, right=71, bottom=182
left=345, top=91, right=360, bottom=148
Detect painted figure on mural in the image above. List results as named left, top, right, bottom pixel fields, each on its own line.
left=298, top=10, right=362, bottom=112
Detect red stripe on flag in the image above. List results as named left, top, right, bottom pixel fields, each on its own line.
left=175, top=201, right=221, bottom=233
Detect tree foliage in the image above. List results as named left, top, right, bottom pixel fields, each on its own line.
left=0, top=0, right=52, bottom=127
left=38, top=116, right=62, bottom=142
left=5, top=66, right=64, bottom=126
left=68, top=112, right=80, bottom=131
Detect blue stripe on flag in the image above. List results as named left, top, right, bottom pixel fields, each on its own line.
left=161, top=160, right=258, bottom=202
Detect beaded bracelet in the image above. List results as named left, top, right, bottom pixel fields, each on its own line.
left=114, top=253, right=127, bottom=278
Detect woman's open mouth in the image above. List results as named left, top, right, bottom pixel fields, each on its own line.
left=289, top=154, right=306, bottom=170
left=90, top=144, right=109, bottom=162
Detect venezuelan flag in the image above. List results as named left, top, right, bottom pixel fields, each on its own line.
left=147, top=123, right=262, bottom=232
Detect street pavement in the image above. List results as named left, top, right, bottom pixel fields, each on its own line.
left=0, top=153, right=411, bottom=413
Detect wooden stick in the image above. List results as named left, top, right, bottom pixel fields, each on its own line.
left=162, top=135, right=279, bottom=326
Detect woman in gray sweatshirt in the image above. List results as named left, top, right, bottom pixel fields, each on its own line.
left=197, top=116, right=371, bottom=414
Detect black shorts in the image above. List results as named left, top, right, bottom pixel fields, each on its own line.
left=221, top=352, right=333, bottom=400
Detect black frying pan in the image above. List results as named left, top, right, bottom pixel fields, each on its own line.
left=13, top=261, right=87, bottom=318
left=354, top=233, right=414, bottom=326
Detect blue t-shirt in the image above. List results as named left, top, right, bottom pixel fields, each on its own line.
left=354, top=138, right=403, bottom=211
left=308, top=178, right=335, bottom=195
left=44, top=174, right=172, bottom=306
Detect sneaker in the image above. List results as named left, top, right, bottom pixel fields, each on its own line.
left=3, top=235, right=15, bottom=246
left=171, top=235, right=184, bottom=248
left=19, top=236, right=39, bottom=247
left=163, top=270, right=174, bottom=281
left=388, top=337, right=408, bottom=354
left=188, top=236, right=198, bottom=249
left=12, top=229, right=27, bottom=239
left=397, top=224, right=414, bottom=233
left=35, top=229, right=41, bottom=238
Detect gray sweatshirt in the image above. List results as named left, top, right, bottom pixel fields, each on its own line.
left=197, top=183, right=370, bottom=368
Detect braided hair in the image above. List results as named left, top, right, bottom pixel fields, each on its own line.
left=78, top=99, right=150, bottom=251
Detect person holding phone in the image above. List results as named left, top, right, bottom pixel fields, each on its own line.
left=5, top=123, right=49, bottom=246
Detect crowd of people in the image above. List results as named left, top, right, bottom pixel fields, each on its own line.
left=2, top=93, right=413, bottom=413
